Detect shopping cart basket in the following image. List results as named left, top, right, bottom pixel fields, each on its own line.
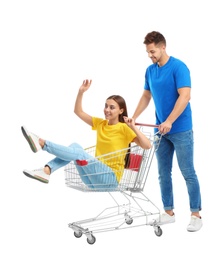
left=65, top=123, right=163, bottom=244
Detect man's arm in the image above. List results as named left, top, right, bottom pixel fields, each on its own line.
left=159, top=87, right=191, bottom=134
left=132, top=89, right=152, bottom=120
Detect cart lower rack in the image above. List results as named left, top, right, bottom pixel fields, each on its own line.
left=65, top=124, right=163, bottom=244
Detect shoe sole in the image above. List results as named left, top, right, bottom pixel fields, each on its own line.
left=23, top=171, right=49, bottom=184
left=187, top=224, right=203, bottom=232
left=21, top=126, right=38, bottom=153
left=149, top=216, right=175, bottom=226
left=157, top=220, right=175, bottom=225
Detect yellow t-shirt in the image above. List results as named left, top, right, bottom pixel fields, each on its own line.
left=92, top=117, right=137, bottom=182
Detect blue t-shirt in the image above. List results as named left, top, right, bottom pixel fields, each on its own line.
left=144, top=56, right=192, bottom=134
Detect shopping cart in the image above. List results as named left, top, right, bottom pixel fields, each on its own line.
left=65, top=123, right=163, bottom=244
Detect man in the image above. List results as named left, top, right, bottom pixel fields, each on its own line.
left=132, top=31, right=202, bottom=232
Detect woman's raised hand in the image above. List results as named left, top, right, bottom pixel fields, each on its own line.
left=79, top=79, right=92, bottom=93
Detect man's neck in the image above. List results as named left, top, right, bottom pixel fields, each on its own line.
left=158, top=54, right=170, bottom=67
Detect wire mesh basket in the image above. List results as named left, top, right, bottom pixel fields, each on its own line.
left=65, top=132, right=161, bottom=192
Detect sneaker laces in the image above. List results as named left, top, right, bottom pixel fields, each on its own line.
left=33, top=168, right=44, bottom=172
left=30, top=132, right=40, bottom=139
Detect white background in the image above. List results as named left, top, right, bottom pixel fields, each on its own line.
left=1, top=0, right=221, bottom=259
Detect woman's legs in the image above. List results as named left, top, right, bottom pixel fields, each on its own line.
left=22, top=126, right=118, bottom=188
left=42, top=140, right=118, bottom=189
left=22, top=127, right=117, bottom=187
left=42, top=141, right=94, bottom=186
left=77, top=161, right=118, bottom=190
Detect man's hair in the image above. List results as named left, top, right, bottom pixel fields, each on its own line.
left=143, top=31, right=166, bottom=46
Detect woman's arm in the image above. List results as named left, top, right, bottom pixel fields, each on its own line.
left=74, top=79, right=93, bottom=126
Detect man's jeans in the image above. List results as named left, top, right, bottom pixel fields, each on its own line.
left=155, top=130, right=201, bottom=212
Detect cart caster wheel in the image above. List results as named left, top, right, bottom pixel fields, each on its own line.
left=87, top=235, right=96, bottom=245
left=126, top=218, right=133, bottom=225
left=154, top=227, right=163, bottom=237
left=74, top=231, right=82, bottom=238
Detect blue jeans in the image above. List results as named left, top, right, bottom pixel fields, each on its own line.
left=155, top=130, right=201, bottom=212
left=43, top=141, right=118, bottom=189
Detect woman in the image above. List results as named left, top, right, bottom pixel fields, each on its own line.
left=22, top=79, right=151, bottom=189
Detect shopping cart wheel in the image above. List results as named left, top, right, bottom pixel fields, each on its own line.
left=154, top=226, right=163, bottom=237
left=87, top=235, right=96, bottom=245
left=126, top=218, right=133, bottom=225
left=74, top=231, right=83, bottom=238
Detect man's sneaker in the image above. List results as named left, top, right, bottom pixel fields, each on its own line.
left=187, top=216, right=203, bottom=232
left=21, top=126, right=42, bottom=153
left=23, top=168, right=50, bottom=183
left=150, top=213, right=175, bottom=225
left=157, top=213, right=175, bottom=225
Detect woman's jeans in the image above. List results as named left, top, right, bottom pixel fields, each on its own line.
left=155, top=130, right=201, bottom=212
left=43, top=141, right=118, bottom=189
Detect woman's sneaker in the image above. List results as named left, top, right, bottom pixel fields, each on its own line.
left=187, top=216, right=203, bottom=232
left=23, top=168, right=50, bottom=183
left=21, top=126, right=42, bottom=153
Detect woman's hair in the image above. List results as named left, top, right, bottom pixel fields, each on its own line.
left=106, top=95, right=128, bottom=122
left=106, top=95, right=130, bottom=168
left=143, top=31, right=166, bottom=46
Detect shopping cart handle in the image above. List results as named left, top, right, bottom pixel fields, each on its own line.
left=135, top=123, right=159, bottom=128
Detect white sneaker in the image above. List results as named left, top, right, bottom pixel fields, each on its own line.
left=23, top=168, right=50, bottom=183
left=149, top=213, right=175, bottom=225
left=187, top=216, right=203, bottom=232
left=157, top=213, right=176, bottom=225
left=21, top=126, right=42, bottom=153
